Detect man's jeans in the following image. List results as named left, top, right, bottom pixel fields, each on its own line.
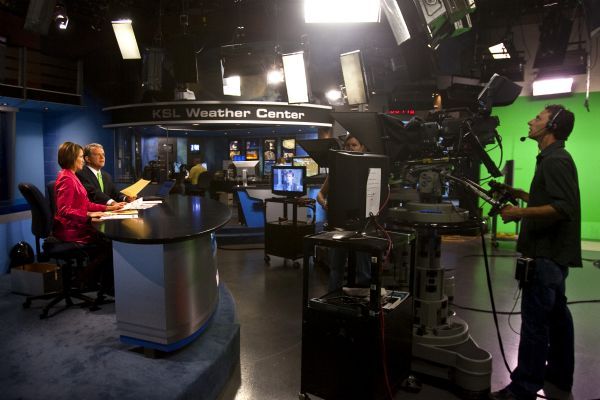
left=328, top=247, right=371, bottom=291
left=508, top=257, right=574, bottom=399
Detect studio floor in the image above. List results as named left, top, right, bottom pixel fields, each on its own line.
left=216, top=236, right=600, bottom=400
left=2, top=228, right=599, bottom=400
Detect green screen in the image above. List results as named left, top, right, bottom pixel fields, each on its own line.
left=481, top=92, right=600, bottom=240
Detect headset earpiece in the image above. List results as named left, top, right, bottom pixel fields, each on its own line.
left=546, top=108, right=563, bottom=132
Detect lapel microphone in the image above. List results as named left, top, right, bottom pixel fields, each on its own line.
left=520, top=136, right=526, bottom=142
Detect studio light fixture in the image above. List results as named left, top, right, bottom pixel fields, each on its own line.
left=111, top=19, right=141, bottom=60
left=223, top=75, right=241, bottom=97
left=267, top=67, right=285, bottom=85
left=325, top=88, right=343, bottom=102
left=488, top=43, right=510, bottom=59
left=325, top=88, right=344, bottom=106
left=304, top=0, right=380, bottom=23
left=532, top=77, right=573, bottom=96
left=282, top=51, right=309, bottom=103
left=54, top=3, right=69, bottom=30
left=380, top=0, right=411, bottom=45
left=340, top=50, right=368, bottom=105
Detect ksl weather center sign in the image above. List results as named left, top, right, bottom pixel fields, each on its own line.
left=103, top=101, right=333, bottom=128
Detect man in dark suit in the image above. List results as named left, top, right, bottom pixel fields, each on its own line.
left=76, top=143, right=133, bottom=205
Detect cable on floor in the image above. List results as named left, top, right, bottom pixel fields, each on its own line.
left=479, top=225, right=513, bottom=375
left=453, top=299, right=600, bottom=315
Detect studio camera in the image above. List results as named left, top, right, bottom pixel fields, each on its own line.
left=384, top=74, right=522, bottom=221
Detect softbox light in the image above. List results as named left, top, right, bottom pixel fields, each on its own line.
left=340, top=50, right=369, bottom=105
left=282, top=51, right=309, bottom=104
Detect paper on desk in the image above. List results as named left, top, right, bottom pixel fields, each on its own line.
left=121, top=198, right=159, bottom=210
left=99, top=213, right=139, bottom=220
left=120, top=179, right=150, bottom=198
left=104, top=209, right=138, bottom=215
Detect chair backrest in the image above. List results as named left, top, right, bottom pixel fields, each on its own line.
left=235, top=190, right=265, bottom=228
left=196, top=171, right=213, bottom=190
left=46, top=180, right=57, bottom=218
left=18, top=183, right=53, bottom=256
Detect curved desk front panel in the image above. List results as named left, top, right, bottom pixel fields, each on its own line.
left=95, top=196, right=231, bottom=351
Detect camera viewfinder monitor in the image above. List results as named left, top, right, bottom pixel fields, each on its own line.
left=328, top=149, right=389, bottom=231
left=271, top=166, right=306, bottom=198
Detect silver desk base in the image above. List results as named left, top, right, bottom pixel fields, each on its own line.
left=112, top=233, right=219, bottom=349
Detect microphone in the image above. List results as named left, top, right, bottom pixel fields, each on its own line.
left=520, top=136, right=527, bottom=142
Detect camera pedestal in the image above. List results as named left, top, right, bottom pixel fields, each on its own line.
left=392, top=213, right=492, bottom=397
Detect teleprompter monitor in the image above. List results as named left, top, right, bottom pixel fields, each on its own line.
left=327, top=149, right=389, bottom=231
left=331, top=112, right=385, bottom=155
left=271, top=165, right=306, bottom=198
left=296, top=138, right=340, bottom=168
left=293, top=157, right=319, bottom=177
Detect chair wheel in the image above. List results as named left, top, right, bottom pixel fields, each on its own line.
left=299, top=393, right=310, bottom=400
left=39, top=311, right=48, bottom=319
left=293, top=261, right=300, bottom=268
left=264, top=255, right=270, bottom=263
left=23, top=300, right=31, bottom=309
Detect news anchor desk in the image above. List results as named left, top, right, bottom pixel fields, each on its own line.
left=94, top=195, right=231, bottom=352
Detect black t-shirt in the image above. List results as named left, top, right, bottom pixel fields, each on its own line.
left=517, top=140, right=582, bottom=267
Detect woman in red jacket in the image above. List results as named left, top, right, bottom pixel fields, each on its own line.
left=53, top=141, right=123, bottom=292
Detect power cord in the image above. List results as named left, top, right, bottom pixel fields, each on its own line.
left=479, top=224, right=512, bottom=375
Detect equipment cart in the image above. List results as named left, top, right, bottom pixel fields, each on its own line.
left=264, top=197, right=316, bottom=267
left=299, top=231, right=413, bottom=400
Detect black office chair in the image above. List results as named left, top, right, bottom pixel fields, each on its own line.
left=46, top=180, right=114, bottom=306
left=18, top=182, right=100, bottom=318
left=187, top=171, right=213, bottom=197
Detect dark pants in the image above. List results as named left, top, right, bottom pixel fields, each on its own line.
left=77, top=235, right=114, bottom=292
left=328, top=248, right=371, bottom=291
left=508, top=257, right=574, bottom=399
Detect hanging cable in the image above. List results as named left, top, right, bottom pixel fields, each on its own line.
left=480, top=223, right=512, bottom=374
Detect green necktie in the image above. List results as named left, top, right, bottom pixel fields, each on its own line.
left=97, top=171, right=104, bottom=192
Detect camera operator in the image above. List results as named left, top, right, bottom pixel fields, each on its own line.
left=491, top=105, right=581, bottom=400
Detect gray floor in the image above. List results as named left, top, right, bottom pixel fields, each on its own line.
left=216, top=236, right=600, bottom=400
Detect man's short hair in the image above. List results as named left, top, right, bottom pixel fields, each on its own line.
left=83, top=143, right=104, bottom=159
left=58, top=142, right=83, bottom=169
left=545, top=104, right=575, bottom=140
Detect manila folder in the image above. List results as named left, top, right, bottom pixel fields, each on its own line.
left=120, top=179, right=150, bottom=198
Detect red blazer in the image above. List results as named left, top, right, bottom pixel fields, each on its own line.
left=53, top=169, right=107, bottom=244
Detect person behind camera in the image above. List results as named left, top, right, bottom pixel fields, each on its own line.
left=490, top=105, right=580, bottom=400
left=317, top=134, right=372, bottom=291
left=54, top=142, right=124, bottom=293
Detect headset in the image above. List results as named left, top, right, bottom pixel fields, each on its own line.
left=519, top=107, right=565, bottom=142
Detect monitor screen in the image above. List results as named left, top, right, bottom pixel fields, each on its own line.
left=327, top=149, right=389, bottom=231
left=271, top=166, right=306, bottom=197
left=263, top=160, right=276, bottom=175
left=190, top=144, right=200, bottom=153
left=246, top=139, right=259, bottom=149
left=246, top=150, right=259, bottom=160
left=293, top=157, right=319, bottom=177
